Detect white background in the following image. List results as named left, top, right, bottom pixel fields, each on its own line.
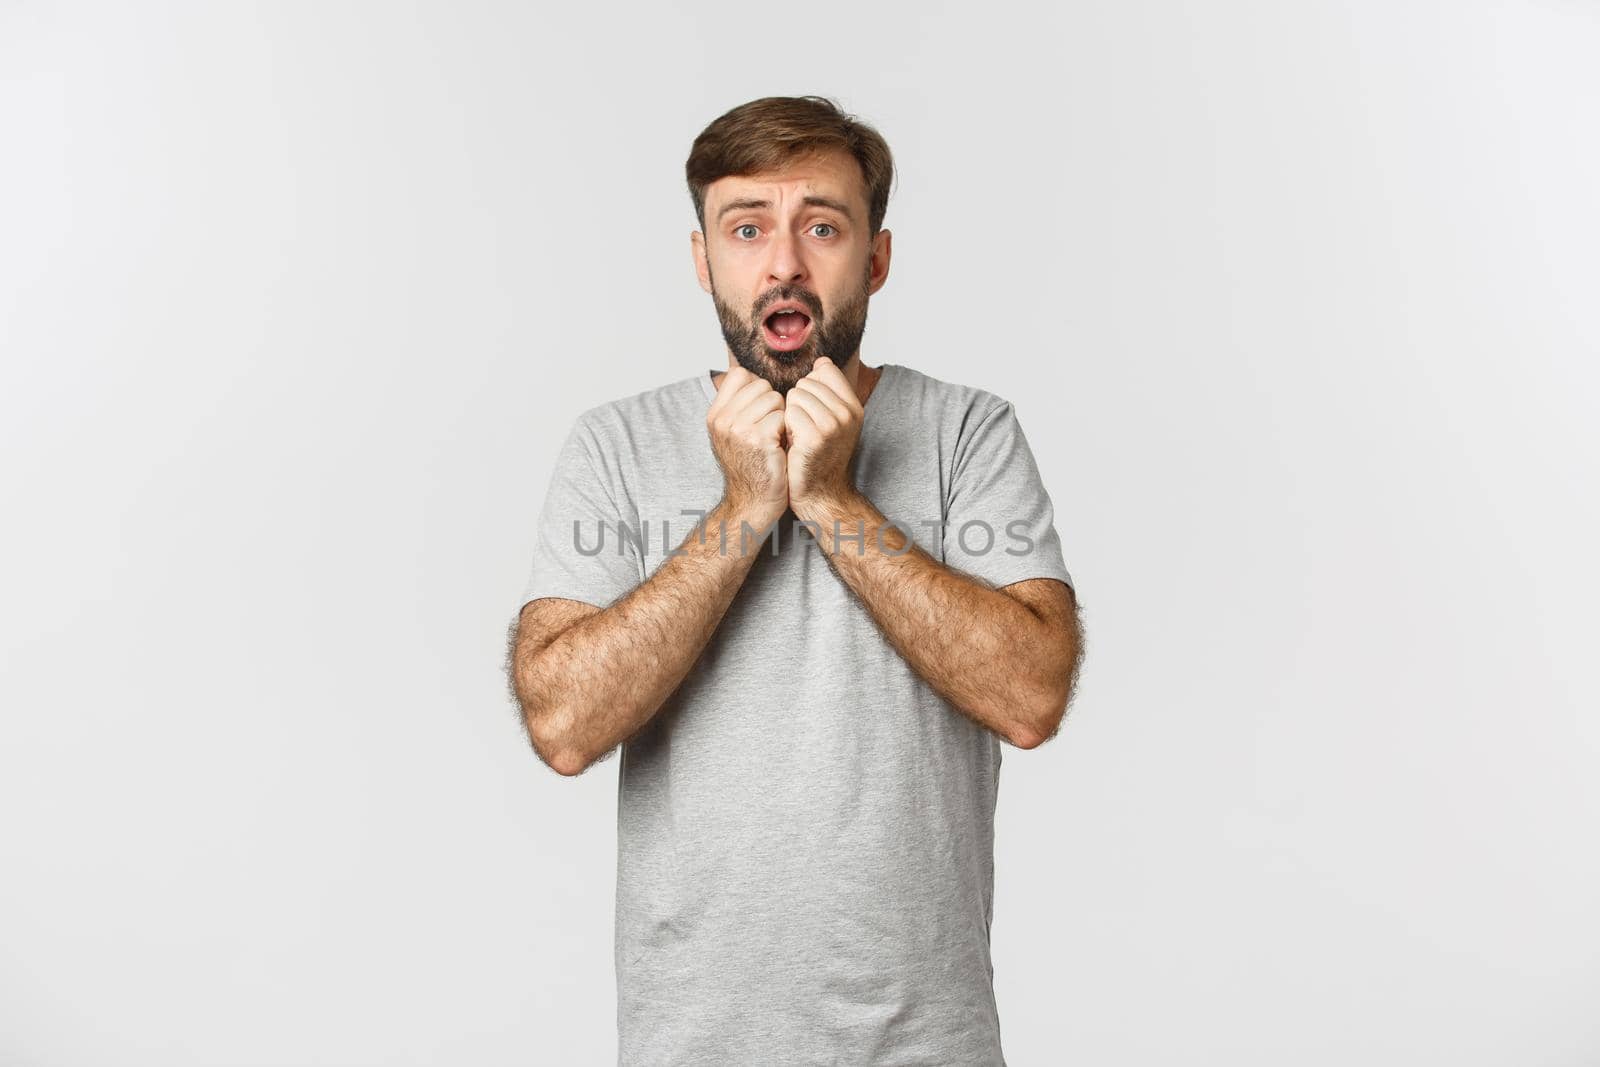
left=2, top=2, right=1596, bottom=1064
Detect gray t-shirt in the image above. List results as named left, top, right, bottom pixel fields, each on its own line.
left=520, top=362, right=1074, bottom=1065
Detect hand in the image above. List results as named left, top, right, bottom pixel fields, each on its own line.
left=706, top=367, right=788, bottom=526
left=782, top=357, right=864, bottom=514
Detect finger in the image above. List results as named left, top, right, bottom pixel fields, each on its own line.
left=708, top=367, right=751, bottom=418
left=755, top=407, right=786, bottom=444
left=736, top=389, right=785, bottom=434
left=717, top=365, right=755, bottom=395
left=806, top=355, right=848, bottom=388
left=806, top=359, right=863, bottom=414
left=784, top=399, right=820, bottom=439
left=718, top=375, right=776, bottom=423
left=733, top=382, right=782, bottom=418
left=732, top=375, right=775, bottom=408
left=792, top=378, right=854, bottom=424
left=784, top=387, right=837, bottom=433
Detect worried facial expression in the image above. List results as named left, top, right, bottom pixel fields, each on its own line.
left=694, top=149, right=890, bottom=396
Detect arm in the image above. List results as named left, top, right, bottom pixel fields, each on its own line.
left=509, top=366, right=789, bottom=776
left=510, top=494, right=772, bottom=776
left=794, top=488, right=1083, bottom=748
left=782, top=358, right=1083, bottom=749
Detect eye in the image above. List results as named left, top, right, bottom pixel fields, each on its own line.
left=811, top=223, right=837, bottom=238
left=734, top=224, right=759, bottom=240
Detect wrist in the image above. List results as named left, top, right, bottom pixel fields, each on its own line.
left=791, top=484, right=864, bottom=526
left=716, top=494, right=786, bottom=537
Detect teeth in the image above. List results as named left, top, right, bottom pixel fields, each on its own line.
left=766, top=307, right=807, bottom=341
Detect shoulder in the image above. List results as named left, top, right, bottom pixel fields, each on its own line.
left=887, top=364, right=1014, bottom=435
left=570, top=372, right=706, bottom=445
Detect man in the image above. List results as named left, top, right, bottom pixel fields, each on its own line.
left=508, top=95, right=1084, bottom=1064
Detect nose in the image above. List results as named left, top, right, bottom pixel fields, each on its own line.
left=765, top=227, right=807, bottom=286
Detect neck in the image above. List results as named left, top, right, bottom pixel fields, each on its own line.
left=717, top=354, right=876, bottom=404
left=832, top=354, right=865, bottom=398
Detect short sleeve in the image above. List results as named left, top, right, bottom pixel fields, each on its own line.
left=518, top=416, right=643, bottom=611
left=942, top=400, right=1075, bottom=593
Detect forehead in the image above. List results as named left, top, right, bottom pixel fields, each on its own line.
left=707, top=148, right=867, bottom=214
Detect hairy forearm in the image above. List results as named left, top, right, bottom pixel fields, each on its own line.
left=795, top=489, right=1072, bottom=747
left=518, top=497, right=770, bottom=773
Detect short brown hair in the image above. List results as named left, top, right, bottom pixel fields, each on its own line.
left=685, top=95, right=897, bottom=237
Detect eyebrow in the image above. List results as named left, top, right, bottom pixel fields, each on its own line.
left=716, top=195, right=855, bottom=223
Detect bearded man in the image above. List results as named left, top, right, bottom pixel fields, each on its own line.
left=509, top=94, right=1085, bottom=1065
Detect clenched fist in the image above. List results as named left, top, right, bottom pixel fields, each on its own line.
left=781, top=357, right=864, bottom=513
left=706, top=366, right=788, bottom=527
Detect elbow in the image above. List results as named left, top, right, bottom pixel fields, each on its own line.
left=529, top=714, right=590, bottom=777
left=1011, top=667, right=1076, bottom=751
left=527, top=708, right=591, bottom=777
left=1018, top=703, right=1064, bottom=749
left=511, top=626, right=593, bottom=777
left=519, top=687, right=591, bottom=777
left=1015, top=619, right=1083, bottom=750
left=545, top=747, right=591, bottom=778
left=1009, top=709, right=1052, bottom=750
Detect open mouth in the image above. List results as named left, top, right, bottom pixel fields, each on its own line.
left=761, top=306, right=813, bottom=352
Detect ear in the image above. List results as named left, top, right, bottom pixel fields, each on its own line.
left=867, top=228, right=892, bottom=296
left=691, top=231, right=712, bottom=295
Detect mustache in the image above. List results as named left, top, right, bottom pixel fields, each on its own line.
left=754, top=290, right=823, bottom=319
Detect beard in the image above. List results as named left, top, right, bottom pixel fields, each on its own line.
left=709, top=261, right=872, bottom=397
